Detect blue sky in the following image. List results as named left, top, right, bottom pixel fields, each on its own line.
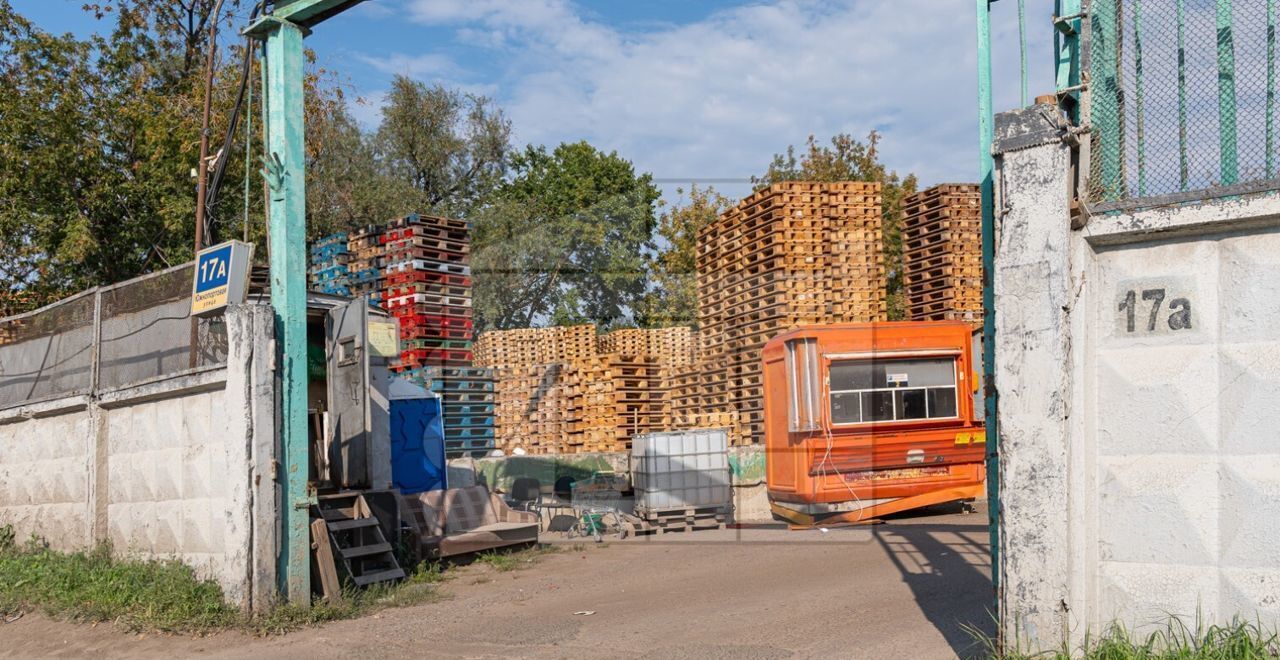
left=14, top=0, right=1055, bottom=202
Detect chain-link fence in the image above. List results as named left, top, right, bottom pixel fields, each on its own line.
left=1088, top=0, right=1280, bottom=211
left=0, top=264, right=227, bottom=409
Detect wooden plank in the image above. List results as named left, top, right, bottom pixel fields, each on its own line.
left=310, top=518, right=343, bottom=602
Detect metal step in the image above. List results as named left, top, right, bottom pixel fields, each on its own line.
left=351, top=568, right=406, bottom=586
left=326, top=517, right=380, bottom=532
left=339, top=542, right=392, bottom=559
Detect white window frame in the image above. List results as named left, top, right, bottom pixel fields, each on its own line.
left=827, top=356, right=961, bottom=427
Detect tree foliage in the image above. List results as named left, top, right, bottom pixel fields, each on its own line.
left=472, top=142, right=660, bottom=332
left=0, top=0, right=368, bottom=315
left=755, top=132, right=918, bottom=320
left=306, top=75, right=512, bottom=235
left=638, top=185, right=732, bottom=328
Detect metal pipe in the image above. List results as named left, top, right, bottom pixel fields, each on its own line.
left=975, top=0, right=999, bottom=607
left=192, top=0, right=226, bottom=370
left=194, top=0, right=226, bottom=253
left=1268, top=0, right=1276, bottom=178
left=1218, top=0, right=1238, bottom=185
left=1093, top=0, right=1123, bottom=200
left=1018, top=0, right=1028, bottom=107
left=1135, top=0, right=1146, bottom=196
left=1179, top=0, right=1188, bottom=190
left=244, top=49, right=254, bottom=243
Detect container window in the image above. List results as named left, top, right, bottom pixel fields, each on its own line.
left=829, top=357, right=959, bottom=424
left=784, top=338, right=821, bottom=432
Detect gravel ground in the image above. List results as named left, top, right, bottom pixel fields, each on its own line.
left=0, top=503, right=994, bottom=659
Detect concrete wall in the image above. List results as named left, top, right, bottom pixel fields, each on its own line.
left=0, top=304, right=277, bottom=611
left=994, top=104, right=1280, bottom=648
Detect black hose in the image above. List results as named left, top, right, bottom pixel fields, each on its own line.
left=204, top=0, right=266, bottom=241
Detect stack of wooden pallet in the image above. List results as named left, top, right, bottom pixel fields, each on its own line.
left=382, top=214, right=475, bottom=369
left=596, top=327, right=696, bottom=366
left=478, top=325, right=691, bottom=454
left=569, top=354, right=665, bottom=453
left=903, top=184, right=982, bottom=323
left=690, top=181, right=886, bottom=445
left=474, top=324, right=597, bottom=368
left=346, top=225, right=385, bottom=307
left=308, top=232, right=350, bottom=297
left=307, top=213, right=494, bottom=457
left=492, top=363, right=571, bottom=455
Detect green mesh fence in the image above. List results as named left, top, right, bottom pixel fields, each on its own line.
left=1088, top=0, right=1279, bottom=210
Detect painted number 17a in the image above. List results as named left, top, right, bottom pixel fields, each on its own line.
left=1118, top=288, right=1192, bottom=333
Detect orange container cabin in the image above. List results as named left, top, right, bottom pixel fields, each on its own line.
left=762, top=321, right=986, bottom=525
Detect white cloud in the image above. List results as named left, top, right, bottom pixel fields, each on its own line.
left=356, top=52, right=458, bottom=79
left=389, top=0, right=1054, bottom=197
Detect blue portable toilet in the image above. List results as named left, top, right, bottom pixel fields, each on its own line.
left=389, top=378, right=447, bottom=494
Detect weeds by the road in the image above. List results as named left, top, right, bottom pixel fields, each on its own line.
left=476, top=543, right=561, bottom=572
left=0, top=525, right=445, bottom=636
left=977, top=617, right=1280, bottom=659
left=0, top=526, right=568, bottom=636
left=0, top=528, right=237, bottom=633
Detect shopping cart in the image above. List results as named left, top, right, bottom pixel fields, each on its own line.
left=568, top=472, right=632, bottom=542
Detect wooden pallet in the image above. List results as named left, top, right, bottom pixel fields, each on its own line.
left=634, top=504, right=731, bottom=533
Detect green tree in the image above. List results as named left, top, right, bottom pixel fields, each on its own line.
left=638, top=185, right=732, bottom=328
left=755, top=132, right=918, bottom=320
left=374, top=76, right=511, bottom=218
left=0, top=0, right=357, bottom=310
left=472, top=142, right=660, bottom=331
left=305, top=94, right=418, bottom=237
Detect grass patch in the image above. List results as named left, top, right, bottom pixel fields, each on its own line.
left=0, top=526, right=444, bottom=636
left=0, top=532, right=238, bottom=633
left=977, top=617, right=1280, bottom=659
left=474, top=544, right=560, bottom=573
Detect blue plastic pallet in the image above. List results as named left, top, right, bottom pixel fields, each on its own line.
left=310, top=265, right=349, bottom=281
left=418, top=366, right=492, bottom=380
left=443, top=402, right=495, bottom=416
left=444, top=426, right=495, bottom=439
left=442, top=415, right=495, bottom=428
left=428, top=379, right=494, bottom=393
left=310, top=242, right=349, bottom=257
left=444, top=438, right=495, bottom=450
left=441, top=392, right=491, bottom=403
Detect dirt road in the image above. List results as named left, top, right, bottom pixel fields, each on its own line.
left=0, top=505, right=993, bottom=659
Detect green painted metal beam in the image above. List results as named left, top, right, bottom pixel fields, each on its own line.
left=261, top=17, right=310, bottom=605
left=975, top=0, right=999, bottom=606
left=250, top=0, right=365, bottom=32
left=1054, top=0, right=1083, bottom=123
left=1268, top=0, right=1276, bottom=178
left=1092, top=0, right=1123, bottom=201
left=1218, top=0, right=1238, bottom=185
left=1135, top=0, right=1147, bottom=196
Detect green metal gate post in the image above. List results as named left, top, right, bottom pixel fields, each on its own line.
left=976, top=0, right=999, bottom=606
left=1092, top=0, right=1123, bottom=201
left=261, top=16, right=309, bottom=604
left=1218, top=0, right=1238, bottom=185
left=247, top=0, right=365, bottom=606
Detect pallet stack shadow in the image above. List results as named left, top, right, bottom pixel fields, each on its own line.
left=308, top=232, right=351, bottom=296
left=903, top=184, right=982, bottom=323
left=475, top=325, right=695, bottom=454
left=382, top=214, right=494, bottom=457
left=683, top=181, right=887, bottom=445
